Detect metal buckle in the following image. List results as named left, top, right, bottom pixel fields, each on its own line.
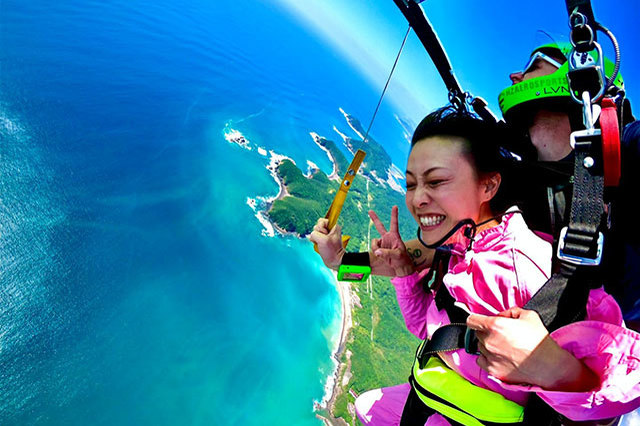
left=556, top=226, right=604, bottom=266
left=567, top=42, right=605, bottom=104
left=570, top=128, right=601, bottom=149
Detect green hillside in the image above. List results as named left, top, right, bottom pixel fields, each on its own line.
left=266, top=130, right=422, bottom=424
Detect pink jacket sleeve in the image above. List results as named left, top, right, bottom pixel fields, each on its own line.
left=391, top=270, right=433, bottom=340
left=499, top=288, right=640, bottom=421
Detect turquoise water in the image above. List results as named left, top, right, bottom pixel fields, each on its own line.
left=0, top=0, right=410, bottom=424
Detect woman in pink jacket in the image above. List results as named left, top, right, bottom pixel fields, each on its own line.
left=310, top=105, right=640, bottom=425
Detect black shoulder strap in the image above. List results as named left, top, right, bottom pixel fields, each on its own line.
left=524, top=134, right=605, bottom=330
left=391, top=0, right=462, bottom=101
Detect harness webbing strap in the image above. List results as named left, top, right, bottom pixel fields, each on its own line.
left=391, top=0, right=463, bottom=100
left=405, top=375, right=522, bottom=426
left=565, top=0, right=597, bottom=31
left=523, top=263, right=591, bottom=331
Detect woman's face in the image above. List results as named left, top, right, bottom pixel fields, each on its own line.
left=405, top=135, right=494, bottom=245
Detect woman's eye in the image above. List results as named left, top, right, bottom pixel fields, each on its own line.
left=428, top=180, right=445, bottom=187
left=405, top=182, right=416, bottom=190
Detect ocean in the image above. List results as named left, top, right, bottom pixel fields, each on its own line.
left=0, top=1, right=411, bottom=424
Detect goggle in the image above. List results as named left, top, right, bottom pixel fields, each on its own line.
left=522, top=51, right=564, bottom=74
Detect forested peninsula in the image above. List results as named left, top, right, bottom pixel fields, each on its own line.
left=266, top=111, right=421, bottom=425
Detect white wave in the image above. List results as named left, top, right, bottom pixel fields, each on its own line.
left=369, top=170, right=387, bottom=187
left=386, top=164, right=406, bottom=194
left=332, top=125, right=350, bottom=143
left=246, top=197, right=258, bottom=211
left=339, top=107, right=365, bottom=140
left=223, top=128, right=252, bottom=150
left=305, top=160, right=319, bottom=178
left=245, top=149, right=294, bottom=239
left=257, top=211, right=276, bottom=237
left=246, top=197, right=276, bottom=237
left=310, top=132, right=338, bottom=180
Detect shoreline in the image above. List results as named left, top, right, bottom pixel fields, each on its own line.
left=231, top=124, right=354, bottom=423
left=258, top=135, right=353, bottom=423
left=316, top=273, right=354, bottom=422
left=310, top=132, right=340, bottom=181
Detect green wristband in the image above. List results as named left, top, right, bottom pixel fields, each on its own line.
left=337, top=252, right=371, bottom=283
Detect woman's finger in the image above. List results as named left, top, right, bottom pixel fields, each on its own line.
left=390, top=205, right=399, bottom=234
left=368, top=210, right=388, bottom=236
left=373, top=247, right=405, bottom=262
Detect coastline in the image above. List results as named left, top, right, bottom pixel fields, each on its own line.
left=310, top=132, right=340, bottom=181
left=315, top=272, right=354, bottom=425
left=228, top=124, right=355, bottom=423
left=259, top=131, right=354, bottom=422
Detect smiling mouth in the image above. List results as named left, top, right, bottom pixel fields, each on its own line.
left=419, top=214, right=446, bottom=228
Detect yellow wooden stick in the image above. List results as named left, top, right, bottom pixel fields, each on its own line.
left=314, top=149, right=366, bottom=253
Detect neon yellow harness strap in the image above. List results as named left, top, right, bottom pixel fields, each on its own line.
left=411, top=348, right=524, bottom=425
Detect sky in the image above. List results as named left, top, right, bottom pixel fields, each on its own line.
left=274, top=0, right=640, bottom=124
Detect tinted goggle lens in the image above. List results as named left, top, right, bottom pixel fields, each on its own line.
left=522, top=51, right=563, bottom=74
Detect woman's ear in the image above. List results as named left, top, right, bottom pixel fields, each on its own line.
left=482, top=172, right=502, bottom=202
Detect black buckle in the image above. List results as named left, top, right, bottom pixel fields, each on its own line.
left=464, top=328, right=480, bottom=355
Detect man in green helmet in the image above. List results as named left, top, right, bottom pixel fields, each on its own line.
left=495, top=41, right=640, bottom=330
left=465, top=41, right=640, bottom=425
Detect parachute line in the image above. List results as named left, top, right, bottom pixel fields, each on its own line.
left=362, top=24, right=411, bottom=144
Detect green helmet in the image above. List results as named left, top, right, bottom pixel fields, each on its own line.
left=498, top=41, right=624, bottom=124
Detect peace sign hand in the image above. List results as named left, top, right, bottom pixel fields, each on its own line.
left=369, top=206, right=415, bottom=277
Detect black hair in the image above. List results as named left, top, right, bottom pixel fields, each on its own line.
left=411, top=105, right=516, bottom=213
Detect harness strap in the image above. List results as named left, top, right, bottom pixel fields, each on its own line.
left=404, top=375, right=522, bottom=426
left=391, top=0, right=463, bottom=103
left=565, top=0, right=596, bottom=31
left=523, top=263, right=592, bottom=331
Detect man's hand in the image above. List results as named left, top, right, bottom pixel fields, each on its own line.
left=467, top=307, right=599, bottom=391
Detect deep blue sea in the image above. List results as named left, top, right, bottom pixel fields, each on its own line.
left=0, top=1, right=411, bottom=424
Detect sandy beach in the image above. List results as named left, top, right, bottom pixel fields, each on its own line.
left=316, top=275, right=356, bottom=425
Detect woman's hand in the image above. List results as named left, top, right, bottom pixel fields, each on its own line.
left=369, top=206, right=415, bottom=277
left=309, top=218, right=345, bottom=270
left=467, top=307, right=599, bottom=392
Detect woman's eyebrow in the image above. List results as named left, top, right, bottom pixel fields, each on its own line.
left=405, top=167, right=446, bottom=177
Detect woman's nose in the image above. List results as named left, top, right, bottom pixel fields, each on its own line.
left=412, top=185, right=431, bottom=207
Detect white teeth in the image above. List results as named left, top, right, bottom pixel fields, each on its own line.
left=420, top=215, right=445, bottom=227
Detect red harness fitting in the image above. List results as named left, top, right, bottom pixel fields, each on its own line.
left=600, top=97, right=621, bottom=187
